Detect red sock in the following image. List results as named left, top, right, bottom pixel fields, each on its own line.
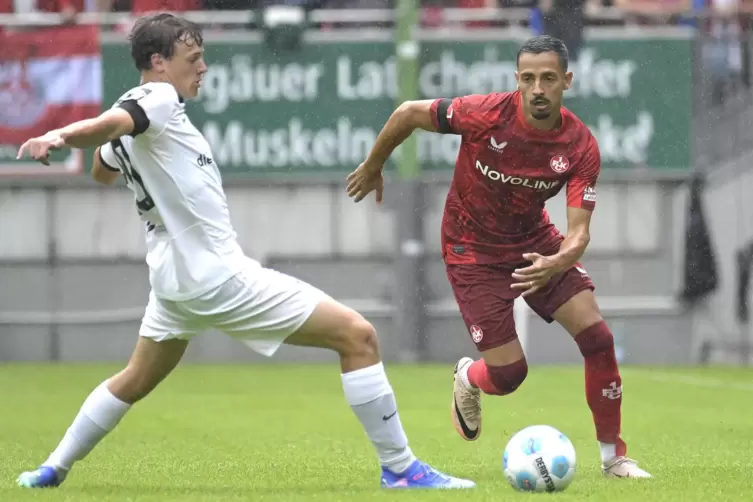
left=467, top=359, right=501, bottom=395
left=575, top=321, right=627, bottom=456
left=467, top=359, right=528, bottom=396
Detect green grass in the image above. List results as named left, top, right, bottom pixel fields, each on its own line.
left=1, top=363, right=752, bottom=501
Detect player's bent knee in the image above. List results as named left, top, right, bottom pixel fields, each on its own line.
left=487, top=358, right=529, bottom=396
left=286, top=300, right=380, bottom=362
left=574, top=320, right=614, bottom=357
left=337, top=316, right=380, bottom=359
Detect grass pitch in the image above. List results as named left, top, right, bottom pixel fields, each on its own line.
left=1, top=363, right=751, bottom=501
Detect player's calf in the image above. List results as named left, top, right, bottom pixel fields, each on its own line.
left=451, top=357, right=528, bottom=441
left=573, top=321, right=625, bottom=460
left=17, top=338, right=186, bottom=487
left=467, top=358, right=529, bottom=396
left=17, top=379, right=131, bottom=488
left=573, top=320, right=652, bottom=478
left=285, top=299, right=474, bottom=487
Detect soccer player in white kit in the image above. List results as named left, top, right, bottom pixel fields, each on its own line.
left=15, top=13, right=474, bottom=491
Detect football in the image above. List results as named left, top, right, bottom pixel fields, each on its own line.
left=503, top=425, right=577, bottom=493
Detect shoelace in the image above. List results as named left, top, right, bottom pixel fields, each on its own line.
left=459, top=389, right=481, bottom=423
left=416, top=464, right=448, bottom=484
left=607, top=457, right=637, bottom=469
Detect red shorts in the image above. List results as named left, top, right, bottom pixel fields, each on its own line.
left=446, top=263, right=595, bottom=352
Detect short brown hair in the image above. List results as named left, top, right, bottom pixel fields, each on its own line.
left=128, top=13, right=204, bottom=71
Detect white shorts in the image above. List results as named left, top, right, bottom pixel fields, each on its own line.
left=139, top=258, right=328, bottom=357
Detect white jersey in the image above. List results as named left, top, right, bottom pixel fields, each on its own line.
left=100, top=82, right=245, bottom=301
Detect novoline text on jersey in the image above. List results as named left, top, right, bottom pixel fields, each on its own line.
left=475, top=160, right=560, bottom=191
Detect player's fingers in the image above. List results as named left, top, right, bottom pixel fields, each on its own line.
left=510, top=282, right=531, bottom=290
left=510, top=281, right=533, bottom=296
left=347, top=183, right=362, bottom=197
left=520, top=285, right=541, bottom=298
left=347, top=175, right=362, bottom=189
left=16, top=141, right=30, bottom=160
left=34, top=147, right=49, bottom=163
left=512, top=266, right=537, bottom=276
left=522, top=253, right=542, bottom=261
left=514, top=263, right=538, bottom=272
left=515, top=261, right=546, bottom=274
left=511, top=269, right=541, bottom=281
left=375, top=184, right=384, bottom=204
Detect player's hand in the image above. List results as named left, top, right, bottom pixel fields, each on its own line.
left=16, top=131, right=66, bottom=166
left=510, top=252, right=561, bottom=297
left=347, top=162, right=384, bottom=204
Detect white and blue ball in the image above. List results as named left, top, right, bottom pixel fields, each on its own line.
left=502, top=425, right=577, bottom=493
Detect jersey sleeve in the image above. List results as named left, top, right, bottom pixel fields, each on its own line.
left=115, top=83, right=178, bottom=138
left=566, top=136, right=600, bottom=211
left=429, top=94, right=497, bottom=138
left=98, top=142, right=119, bottom=172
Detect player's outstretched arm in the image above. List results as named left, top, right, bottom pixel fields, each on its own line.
left=54, top=108, right=136, bottom=149
left=347, top=100, right=437, bottom=203
left=364, top=100, right=438, bottom=169
left=16, top=109, right=135, bottom=165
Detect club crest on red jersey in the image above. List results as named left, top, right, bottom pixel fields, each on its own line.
left=469, top=325, right=484, bottom=343
left=549, top=155, right=570, bottom=173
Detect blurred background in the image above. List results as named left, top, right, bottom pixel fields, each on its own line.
left=0, top=0, right=750, bottom=368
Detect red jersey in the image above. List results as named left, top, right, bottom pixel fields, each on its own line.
left=429, top=91, right=600, bottom=268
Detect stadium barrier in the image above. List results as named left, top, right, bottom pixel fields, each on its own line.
left=0, top=295, right=680, bottom=358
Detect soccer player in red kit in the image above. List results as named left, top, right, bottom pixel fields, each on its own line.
left=347, top=35, right=652, bottom=479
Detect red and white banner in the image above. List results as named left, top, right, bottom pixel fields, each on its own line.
left=0, top=25, right=102, bottom=175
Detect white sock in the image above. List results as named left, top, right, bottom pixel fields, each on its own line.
left=458, top=362, right=473, bottom=389
left=341, top=362, right=417, bottom=474
left=599, top=442, right=617, bottom=463
left=44, top=380, right=131, bottom=472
